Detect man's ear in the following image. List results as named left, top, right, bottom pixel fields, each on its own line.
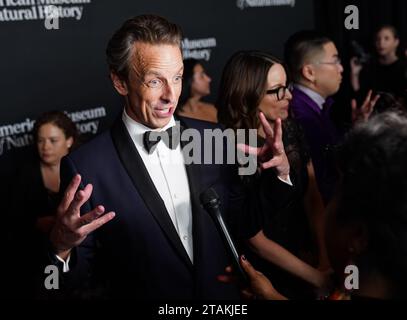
left=302, top=64, right=316, bottom=83
left=110, top=72, right=128, bottom=96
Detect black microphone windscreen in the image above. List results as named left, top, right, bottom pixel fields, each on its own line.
left=199, top=187, right=219, bottom=207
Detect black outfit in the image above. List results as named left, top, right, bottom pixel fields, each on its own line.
left=7, top=158, right=60, bottom=298
left=12, top=159, right=60, bottom=221
left=359, top=58, right=407, bottom=100
left=235, top=118, right=316, bottom=299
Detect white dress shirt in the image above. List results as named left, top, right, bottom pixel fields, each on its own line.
left=122, top=110, right=194, bottom=263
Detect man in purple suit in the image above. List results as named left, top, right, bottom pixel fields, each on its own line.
left=284, top=31, right=343, bottom=204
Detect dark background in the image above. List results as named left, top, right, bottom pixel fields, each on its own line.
left=0, top=0, right=314, bottom=126
left=1, top=0, right=406, bottom=178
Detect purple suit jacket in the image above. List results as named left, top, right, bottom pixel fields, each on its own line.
left=290, top=87, right=339, bottom=203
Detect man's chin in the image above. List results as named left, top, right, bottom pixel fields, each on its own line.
left=147, top=117, right=173, bottom=129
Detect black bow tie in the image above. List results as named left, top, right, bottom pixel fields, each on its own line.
left=143, top=124, right=181, bottom=153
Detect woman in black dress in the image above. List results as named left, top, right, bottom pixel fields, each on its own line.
left=217, top=51, right=330, bottom=298
left=8, top=111, right=78, bottom=298
left=233, top=111, right=407, bottom=300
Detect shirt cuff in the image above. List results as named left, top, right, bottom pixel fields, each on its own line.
left=278, top=174, right=293, bottom=186
left=55, top=253, right=71, bottom=273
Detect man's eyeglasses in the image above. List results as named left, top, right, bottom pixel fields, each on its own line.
left=140, top=75, right=183, bottom=89
left=314, top=58, right=342, bottom=66
left=266, top=84, right=293, bottom=101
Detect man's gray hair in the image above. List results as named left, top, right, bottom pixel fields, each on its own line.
left=106, top=14, right=183, bottom=80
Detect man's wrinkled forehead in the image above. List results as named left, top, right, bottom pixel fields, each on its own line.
left=129, top=42, right=183, bottom=78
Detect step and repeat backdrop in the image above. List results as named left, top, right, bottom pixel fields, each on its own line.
left=0, top=0, right=314, bottom=170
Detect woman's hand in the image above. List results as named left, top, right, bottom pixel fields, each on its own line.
left=240, top=256, right=288, bottom=300
left=238, top=113, right=290, bottom=181
left=217, top=256, right=288, bottom=300
left=352, top=90, right=380, bottom=123
left=350, top=57, right=363, bottom=76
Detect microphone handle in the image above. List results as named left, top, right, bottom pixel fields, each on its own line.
left=213, top=206, right=248, bottom=283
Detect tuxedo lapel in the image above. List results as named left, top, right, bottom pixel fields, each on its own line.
left=110, top=118, right=193, bottom=270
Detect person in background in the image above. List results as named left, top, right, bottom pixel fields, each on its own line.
left=176, top=58, right=217, bottom=122
left=8, top=110, right=78, bottom=298
left=30, top=111, right=78, bottom=233
left=284, top=31, right=344, bottom=205
left=350, top=25, right=407, bottom=104
left=223, top=111, right=407, bottom=300
left=217, top=50, right=331, bottom=299
left=284, top=30, right=379, bottom=205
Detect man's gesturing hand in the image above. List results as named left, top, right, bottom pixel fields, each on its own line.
left=50, top=174, right=115, bottom=260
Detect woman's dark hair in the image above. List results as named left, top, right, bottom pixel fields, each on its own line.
left=336, top=111, right=407, bottom=297
left=376, top=24, right=399, bottom=40
left=177, top=58, right=201, bottom=111
left=373, top=91, right=404, bottom=114
left=217, top=50, right=281, bottom=131
left=374, top=25, right=401, bottom=58
left=33, top=111, right=78, bottom=146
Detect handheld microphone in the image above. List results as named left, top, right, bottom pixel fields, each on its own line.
left=200, top=188, right=248, bottom=283
left=351, top=40, right=371, bottom=65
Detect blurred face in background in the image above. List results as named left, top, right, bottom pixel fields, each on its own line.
left=375, top=28, right=399, bottom=58
left=37, top=123, right=73, bottom=166
left=191, top=63, right=212, bottom=97
left=312, top=42, right=343, bottom=98
left=258, top=63, right=292, bottom=122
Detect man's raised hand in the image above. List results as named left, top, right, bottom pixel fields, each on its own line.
left=50, top=174, right=115, bottom=260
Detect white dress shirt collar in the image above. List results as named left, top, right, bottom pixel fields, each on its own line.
left=122, top=108, right=176, bottom=149
left=294, top=84, right=326, bottom=110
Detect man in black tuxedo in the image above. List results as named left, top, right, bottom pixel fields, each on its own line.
left=48, top=14, right=293, bottom=299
